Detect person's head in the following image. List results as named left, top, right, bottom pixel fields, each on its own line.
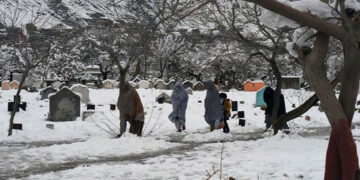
left=173, top=81, right=184, bottom=90
left=219, top=92, right=227, bottom=99
left=204, top=80, right=216, bottom=90
left=263, top=87, right=275, bottom=103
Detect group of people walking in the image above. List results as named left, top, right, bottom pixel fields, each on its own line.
left=117, top=80, right=289, bottom=137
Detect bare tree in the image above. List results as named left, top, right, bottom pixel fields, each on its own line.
left=241, top=0, right=360, bottom=178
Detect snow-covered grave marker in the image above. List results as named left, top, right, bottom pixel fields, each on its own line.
left=232, top=101, right=238, bottom=111
left=48, top=88, right=80, bottom=122
left=9, top=80, right=19, bottom=89
left=103, top=80, right=114, bottom=89
left=51, top=81, right=62, bottom=89
left=82, top=110, right=96, bottom=121
left=1, top=81, right=10, bottom=90
left=40, top=87, right=57, bottom=100
left=168, top=80, right=176, bottom=89
left=193, top=82, right=205, bottom=91
left=186, top=87, right=193, bottom=95
left=70, top=84, right=90, bottom=104
left=183, top=81, right=193, bottom=89
left=155, top=80, right=167, bottom=90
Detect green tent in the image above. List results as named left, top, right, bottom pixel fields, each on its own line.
left=255, top=86, right=267, bottom=107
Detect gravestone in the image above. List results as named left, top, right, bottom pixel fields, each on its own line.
left=59, top=83, right=67, bottom=89
left=51, top=81, right=62, bottom=89
left=103, top=80, right=114, bottom=89
left=32, top=80, right=42, bottom=89
left=1, top=81, right=10, bottom=90
left=133, top=77, right=141, bottom=83
left=40, top=87, right=57, bottom=100
left=148, top=81, right=155, bottom=88
left=183, top=81, right=193, bottom=89
left=155, top=80, right=167, bottom=90
left=86, top=83, right=96, bottom=89
left=138, top=80, right=150, bottom=89
left=24, top=78, right=34, bottom=87
left=232, top=101, right=238, bottom=111
left=10, top=81, right=19, bottom=89
left=70, top=84, right=90, bottom=104
left=168, top=80, right=176, bottom=89
left=49, top=88, right=80, bottom=122
left=156, top=92, right=171, bottom=104
left=193, top=82, right=206, bottom=91
left=186, top=87, right=193, bottom=95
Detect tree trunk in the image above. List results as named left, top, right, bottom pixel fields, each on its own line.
left=267, top=57, right=282, bottom=129
left=117, top=70, right=127, bottom=137
left=301, top=33, right=359, bottom=180
left=273, top=71, right=343, bottom=134
left=8, top=68, right=30, bottom=136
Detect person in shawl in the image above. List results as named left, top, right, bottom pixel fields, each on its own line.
left=263, top=87, right=289, bottom=132
left=204, top=81, right=224, bottom=131
left=168, top=82, right=189, bottom=132
left=219, top=92, right=231, bottom=133
left=117, top=81, right=145, bottom=137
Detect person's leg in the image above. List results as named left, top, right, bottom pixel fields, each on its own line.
left=174, top=117, right=182, bottom=132
left=118, top=114, right=128, bottom=137
left=136, top=121, right=144, bottom=136
left=223, top=118, right=230, bottom=133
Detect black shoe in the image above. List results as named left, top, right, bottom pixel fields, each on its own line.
left=181, top=125, right=186, bottom=130
left=177, top=129, right=182, bottom=132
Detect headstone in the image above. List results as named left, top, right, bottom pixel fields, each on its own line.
left=132, top=77, right=141, bottom=83
left=148, top=81, right=155, bottom=88
left=103, top=80, right=114, bottom=89
left=193, top=82, right=205, bottom=91
left=239, top=119, right=245, bottom=127
left=239, top=101, right=245, bottom=104
left=8, top=102, right=19, bottom=112
left=51, top=81, right=62, bottom=89
left=40, top=87, right=57, bottom=100
left=70, top=84, right=90, bottom=104
left=86, top=83, right=96, bottom=89
left=155, top=80, right=167, bottom=89
left=87, top=104, right=95, bottom=110
left=156, top=92, right=171, bottom=104
left=9, top=81, right=19, bottom=89
left=49, top=88, right=80, bottom=122
left=168, top=80, right=176, bottom=89
left=24, top=78, right=34, bottom=87
left=281, top=76, right=301, bottom=89
left=138, top=80, right=150, bottom=89
left=1, top=81, right=10, bottom=90
left=82, top=110, right=96, bottom=121
left=110, top=104, right=116, bottom=110
left=183, top=81, right=193, bottom=89
left=232, top=101, right=238, bottom=111
left=13, top=123, right=23, bottom=130
left=59, top=83, right=67, bottom=89
left=186, top=87, right=193, bottom=95
left=238, top=111, right=245, bottom=118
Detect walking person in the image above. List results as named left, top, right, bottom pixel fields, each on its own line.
left=204, top=81, right=224, bottom=131
left=263, top=87, right=289, bottom=132
left=219, top=92, right=231, bottom=133
left=117, top=81, right=145, bottom=137
left=168, top=82, right=189, bottom=132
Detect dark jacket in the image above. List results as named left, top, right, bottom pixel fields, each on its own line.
left=204, top=81, right=224, bottom=126
left=263, top=87, right=286, bottom=117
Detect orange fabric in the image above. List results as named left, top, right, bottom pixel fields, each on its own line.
left=224, top=99, right=231, bottom=118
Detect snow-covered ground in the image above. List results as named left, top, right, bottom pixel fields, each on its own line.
left=0, top=88, right=359, bottom=179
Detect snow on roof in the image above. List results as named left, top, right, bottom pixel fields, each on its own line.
left=155, top=79, right=165, bottom=84
left=103, top=79, right=115, bottom=83
left=244, top=79, right=264, bottom=83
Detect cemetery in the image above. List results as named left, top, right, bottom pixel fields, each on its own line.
left=0, top=0, right=360, bottom=179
